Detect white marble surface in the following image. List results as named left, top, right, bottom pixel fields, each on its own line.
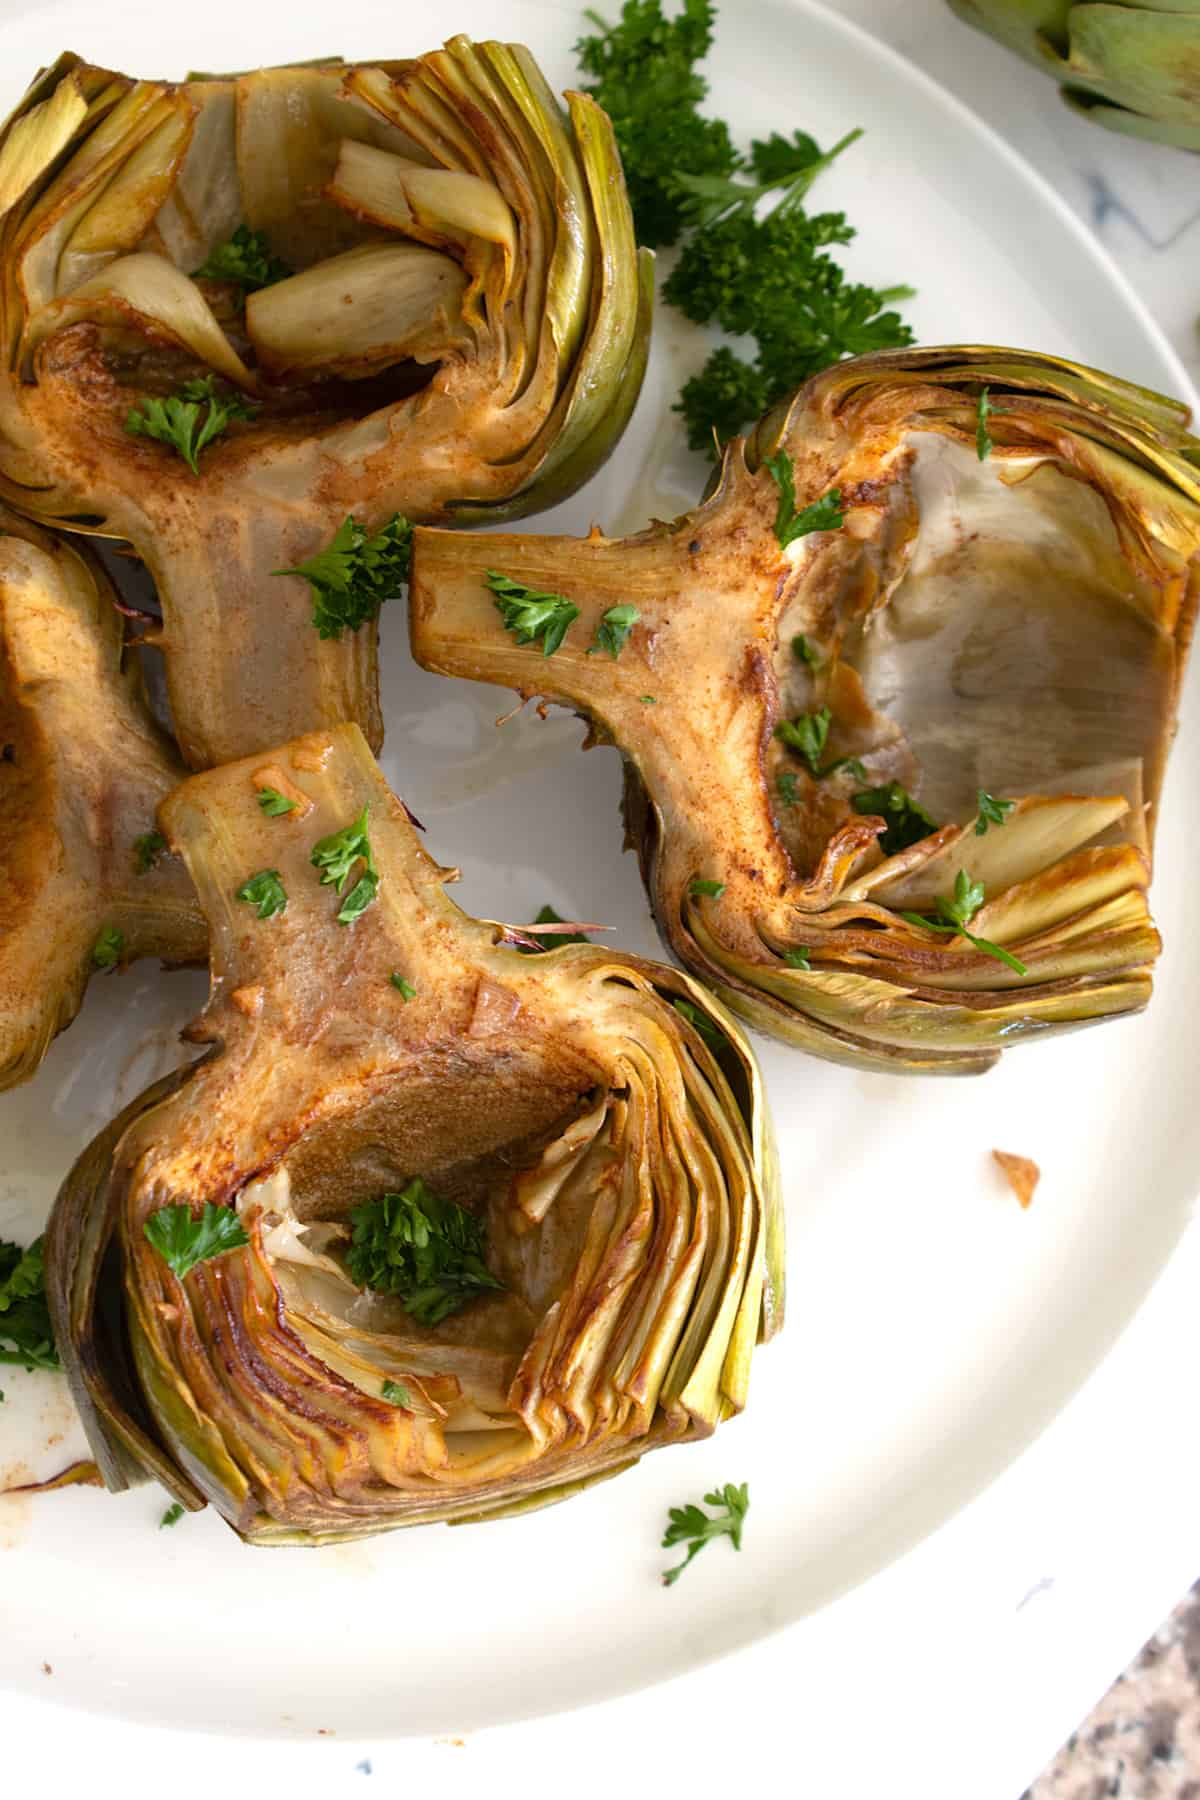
left=3, top=3, right=1200, bottom=1797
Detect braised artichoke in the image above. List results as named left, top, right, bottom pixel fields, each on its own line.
left=0, top=503, right=203, bottom=1090
left=946, top=1, right=1200, bottom=150
left=410, top=346, right=1200, bottom=1075
left=0, top=43, right=650, bottom=768
left=47, top=723, right=779, bottom=1542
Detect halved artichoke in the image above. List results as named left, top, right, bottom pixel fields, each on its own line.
left=47, top=723, right=779, bottom=1543
left=410, top=346, right=1200, bottom=1075
left=0, top=44, right=650, bottom=768
left=0, top=502, right=204, bottom=1090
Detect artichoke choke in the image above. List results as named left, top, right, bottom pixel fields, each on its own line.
left=0, top=503, right=203, bottom=1089
left=47, top=723, right=779, bottom=1543
left=0, top=43, right=650, bottom=767
left=410, top=346, right=1200, bottom=1075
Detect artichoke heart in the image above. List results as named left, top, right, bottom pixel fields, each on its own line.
left=46, top=724, right=780, bottom=1544
left=0, top=504, right=204, bottom=1090
left=0, top=43, right=651, bottom=769
left=410, top=346, right=1200, bottom=1075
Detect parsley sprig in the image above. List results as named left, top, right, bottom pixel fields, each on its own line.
left=662, top=1481, right=749, bottom=1586
left=311, top=804, right=379, bottom=924
left=487, top=570, right=580, bottom=656
left=0, top=1238, right=60, bottom=1373
left=275, top=514, right=413, bottom=641
left=345, top=1179, right=504, bottom=1327
left=775, top=707, right=865, bottom=780
left=236, top=869, right=287, bottom=919
left=133, top=829, right=167, bottom=873
left=765, top=453, right=845, bottom=549
left=589, top=604, right=640, bottom=659
left=194, top=225, right=291, bottom=292
left=257, top=788, right=297, bottom=817
left=900, top=869, right=1027, bottom=975
left=975, top=789, right=1014, bottom=835
left=852, top=782, right=939, bottom=857
left=143, top=1202, right=249, bottom=1281
left=125, top=376, right=257, bottom=476
left=671, top=997, right=728, bottom=1056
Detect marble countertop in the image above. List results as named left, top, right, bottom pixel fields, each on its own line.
left=2, top=4, right=1199, bottom=1797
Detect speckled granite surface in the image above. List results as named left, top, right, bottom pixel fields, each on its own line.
left=1027, top=1583, right=1200, bottom=1799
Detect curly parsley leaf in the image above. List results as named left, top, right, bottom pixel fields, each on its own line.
left=852, top=782, right=939, bottom=857
left=194, top=225, right=291, bottom=292
left=575, top=0, right=738, bottom=249
left=0, top=1238, right=60, bottom=1373
left=662, top=1481, right=749, bottom=1586
left=589, top=603, right=640, bottom=659
left=124, top=376, right=257, bottom=476
left=900, top=869, right=1027, bottom=975
left=975, top=790, right=1014, bottom=835
left=92, top=924, right=124, bottom=969
left=236, top=869, right=287, bottom=920
left=133, top=829, right=167, bottom=873
left=976, top=387, right=993, bottom=462
left=257, top=788, right=297, bottom=817
left=765, top=455, right=845, bottom=548
left=143, top=1202, right=249, bottom=1281
left=275, top=513, right=412, bottom=641
left=487, top=570, right=580, bottom=656
left=345, top=1178, right=504, bottom=1327
left=775, top=705, right=864, bottom=780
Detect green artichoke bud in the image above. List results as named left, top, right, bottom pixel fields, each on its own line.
left=410, top=346, right=1200, bottom=1075
left=0, top=504, right=204, bottom=1089
left=945, top=0, right=1200, bottom=149
left=46, top=723, right=779, bottom=1543
left=0, top=44, right=650, bottom=769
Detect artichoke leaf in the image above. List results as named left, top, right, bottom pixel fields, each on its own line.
left=47, top=724, right=778, bottom=1543
left=411, top=344, right=1200, bottom=1074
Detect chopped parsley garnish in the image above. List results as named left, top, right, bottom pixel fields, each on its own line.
left=765, top=455, right=845, bottom=549
left=852, top=782, right=939, bottom=857
left=345, top=1178, right=504, bottom=1327
left=976, top=387, right=993, bottom=462
left=390, top=973, right=417, bottom=1001
left=311, top=805, right=378, bottom=925
left=672, top=996, right=727, bottom=1055
left=133, top=829, right=166, bottom=873
left=662, top=1481, right=749, bottom=1587
left=516, top=904, right=594, bottom=953
left=792, top=633, right=818, bottom=667
left=257, top=788, right=297, bottom=817
left=92, top=925, right=124, bottom=969
left=688, top=877, right=725, bottom=899
left=143, top=1201, right=249, bottom=1281
left=975, top=790, right=1015, bottom=835
left=900, top=868, right=1027, bottom=975
left=777, top=771, right=799, bottom=807
left=194, top=225, right=291, bottom=292
left=486, top=570, right=580, bottom=656
left=381, top=1379, right=412, bottom=1407
left=160, top=1502, right=185, bottom=1529
left=275, top=513, right=412, bottom=641
left=125, top=376, right=257, bottom=476
left=589, top=603, right=640, bottom=659
left=776, top=707, right=865, bottom=781
left=639, top=694, right=658, bottom=705
left=782, top=947, right=811, bottom=970
left=0, top=1237, right=60, bottom=1373
left=236, top=869, right=286, bottom=920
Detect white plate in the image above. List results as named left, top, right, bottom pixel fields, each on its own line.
left=1, top=0, right=1196, bottom=1742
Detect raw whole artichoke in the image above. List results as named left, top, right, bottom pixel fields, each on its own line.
left=0, top=504, right=204, bottom=1089
left=0, top=42, right=649, bottom=768
left=47, top=724, right=780, bottom=1543
left=410, top=346, right=1200, bottom=1075
left=945, top=0, right=1200, bottom=150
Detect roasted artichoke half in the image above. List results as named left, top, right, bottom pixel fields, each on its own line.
left=0, top=503, right=203, bottom=1090
left=410, top=347, right=1200, bottom=1075
left=0, top=43, right=650, bottom=768
left=47, top=723, right=779, bottom=1543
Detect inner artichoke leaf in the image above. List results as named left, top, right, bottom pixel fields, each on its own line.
left=46, top=723, right=778, bottom=1544
left=0, top=504, right=205, bottom=1090
left=0, top=42, right=649, bottom=770
left=410, top=343, right=1200, bottom=1076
